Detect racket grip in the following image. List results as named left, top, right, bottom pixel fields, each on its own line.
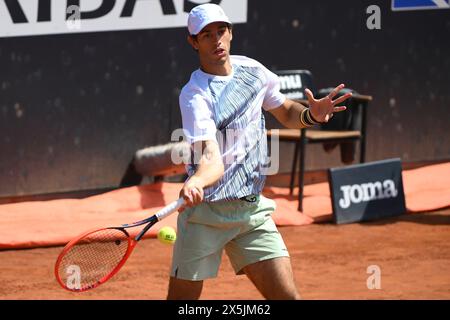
left=155, top=198, right=185, bottom=221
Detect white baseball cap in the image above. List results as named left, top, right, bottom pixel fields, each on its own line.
left=187, top=4, right=231, bottom=36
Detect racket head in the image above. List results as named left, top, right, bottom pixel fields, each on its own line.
left=54, top=227, right=136, bottom=292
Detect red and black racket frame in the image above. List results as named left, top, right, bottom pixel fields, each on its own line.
left=54, top=215, right=159, bottom=292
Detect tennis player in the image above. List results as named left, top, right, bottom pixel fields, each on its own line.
left=168, top=4, right=352, bottom=300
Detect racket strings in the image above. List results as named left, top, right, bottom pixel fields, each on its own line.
left=57, top=228, right=130, bottom=290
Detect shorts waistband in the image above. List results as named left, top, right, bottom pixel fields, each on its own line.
left=239, top=195, right=259, bottom=203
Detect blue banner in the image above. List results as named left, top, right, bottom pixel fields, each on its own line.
left=392, top=0, right=450, bottom=11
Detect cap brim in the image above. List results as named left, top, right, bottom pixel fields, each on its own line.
left=191, top=19, right=232, bottom=35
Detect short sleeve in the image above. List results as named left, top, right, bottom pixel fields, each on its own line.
left=179, top=88, right=218, bottom=144
left=261, top=67, right=286, bottom=111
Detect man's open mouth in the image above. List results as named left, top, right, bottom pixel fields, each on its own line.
left=214, top=48, right=226, bottom=55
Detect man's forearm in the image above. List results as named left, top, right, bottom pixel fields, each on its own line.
left=285, top=100, right=309, bottom=129
left=275, top=99, right=308, bottom=129
left=189, top=141, right=224, bottom=188
left=269, top=99, right=321, bottom=129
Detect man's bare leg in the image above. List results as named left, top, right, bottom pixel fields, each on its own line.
left=242, top=257, right=300, bottom=300
left=167, top=277, right=203, bottom=300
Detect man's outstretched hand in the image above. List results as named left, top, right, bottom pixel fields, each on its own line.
left=305, top=84, right=352, bottom=123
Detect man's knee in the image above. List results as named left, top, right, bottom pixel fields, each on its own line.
left=167, top=277, right=203, bottom=300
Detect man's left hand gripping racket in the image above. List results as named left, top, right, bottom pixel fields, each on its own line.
left=54, top=198, right=185, bottom=292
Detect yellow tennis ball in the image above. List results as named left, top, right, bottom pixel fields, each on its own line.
left=157, top=226, right=177, bottom=245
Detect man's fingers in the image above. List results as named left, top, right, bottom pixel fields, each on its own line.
left=328, top=84, right=345, bottom=100
left=325, top=113, right=335, bottom=122
left=190, top=187, right=203, bottom=204
left=332, top=92, right=352, bottom=105
left=181, top=190, right=194, bottom=206
left=333, top=106, right=347, bottom=112
left=304, top=88, right=315, bottom=103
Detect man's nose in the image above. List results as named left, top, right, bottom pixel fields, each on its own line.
left=213, top=32, right=222, bottom=43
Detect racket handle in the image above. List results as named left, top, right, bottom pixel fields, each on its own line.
left=135, top=198, right=185, bottom=241
left=155, top=197, right=185, bottom=221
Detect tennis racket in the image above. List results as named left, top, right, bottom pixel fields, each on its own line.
left=54, top=197, right=185, bottom=292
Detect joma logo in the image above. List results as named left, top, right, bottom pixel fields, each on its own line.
left=279, top=74, right=303, bottom=90
left=339, top=179, right=398, bottom=209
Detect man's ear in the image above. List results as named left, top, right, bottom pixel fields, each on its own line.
left=229, top=28, right=233, bottom=42
left=187, top=35, right=198, bottom=50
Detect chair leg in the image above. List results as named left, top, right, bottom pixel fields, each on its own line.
left=360, top=101, right=368, bottom=163
left=360, top=137, right=366, bottom=163
left=289, top=141, right=300, bottom=195
left=298, top=129, right=306, bottom=212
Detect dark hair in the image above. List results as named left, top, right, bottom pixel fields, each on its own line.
left=190, top=23, right=233, bottom=41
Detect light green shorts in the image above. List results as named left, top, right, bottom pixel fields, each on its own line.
left=170, top=195, right=289, bottom=281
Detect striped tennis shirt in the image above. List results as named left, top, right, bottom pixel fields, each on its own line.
left=179, top=55, right=286, bottom=202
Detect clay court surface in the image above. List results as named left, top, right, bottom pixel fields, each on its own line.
left=1, top=208, right=449, bottom=300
